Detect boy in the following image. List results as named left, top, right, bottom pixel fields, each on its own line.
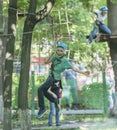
left=87, top=6, right=111, bottom=44
left=37, top=42, right=90, bottom=118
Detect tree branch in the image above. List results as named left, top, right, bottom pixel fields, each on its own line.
left=36, top=0, right=56, bottom=23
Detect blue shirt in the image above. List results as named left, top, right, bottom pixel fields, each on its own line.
left=63, top=69, right=77, bottom=80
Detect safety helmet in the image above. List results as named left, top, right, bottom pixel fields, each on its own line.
left=56, top=42, right=67, bottom=50
left=100, top=6, right=108, bottom=11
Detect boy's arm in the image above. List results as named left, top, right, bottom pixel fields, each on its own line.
left=91, top=11, right=98, bottom=21
left=44, top=52, right=55, bottom=64
left=96, top=18, right=103, bottom=24
left=92, top=11, right=103, bottom=24
left=71, top=66, right=90, bottom=76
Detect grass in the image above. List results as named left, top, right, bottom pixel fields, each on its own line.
left=1, top=113, right=116, bottom=130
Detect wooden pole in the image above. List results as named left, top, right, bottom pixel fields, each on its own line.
left=102, top=69, right=108, bottom=116
left=31, top=71, right=35, bottom=115
left=65, top=3, right=70, bottom=38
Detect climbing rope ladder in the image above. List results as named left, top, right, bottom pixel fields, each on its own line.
left=46, top=4, right=73, bottom=59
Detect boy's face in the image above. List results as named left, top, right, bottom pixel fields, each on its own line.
left=101, top=11, right=107, bottom=16
left=56, top=47, right=65, bottom=57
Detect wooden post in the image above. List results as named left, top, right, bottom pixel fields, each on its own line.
left=65, top=4, right=70, bottom=37
left=31, top=71, right=35, bottom=115
left=102, top=69, right=108, bottom=116
left=0, top=30, right=4, bottom=123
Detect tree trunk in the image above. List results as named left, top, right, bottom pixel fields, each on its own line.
left=18, top=1, right=37, bottom=129
left=18, top=109, right=31, bottom=130
left=107, top=0, right=117, bottom=116
left=18, top=13, right=35, bottom=130
left=18, top=0, right=56, bottom=129
left=0, top=0, right=4, bottom=123
left=3, top=0, right=17, bottom=129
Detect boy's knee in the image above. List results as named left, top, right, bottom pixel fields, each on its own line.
left=108, top=30, right=111, bottom=34
left=106, top=28, right=111, bottom=34
left=50, top=111, right=54, bottom=115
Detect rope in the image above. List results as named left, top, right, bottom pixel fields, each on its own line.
left=0, top=29, right=51, bottom=37
left=65, top=3, right=70, bottom=38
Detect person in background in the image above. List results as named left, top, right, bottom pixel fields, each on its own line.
left=48, top=89, right=62, bottom=126
left=62, top=62, right=78, bottom=110
left=62, top=62, right=86, bottom=110
left=61, top=81, right=71, bottom=110
left=106, top=65, right=115, bottom=112
left=87, top=6, right=111, bottom=44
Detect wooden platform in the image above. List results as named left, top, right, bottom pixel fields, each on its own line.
left=96, top=34, right=117, bottom=42
left=32, top=109, right=104, bottom=115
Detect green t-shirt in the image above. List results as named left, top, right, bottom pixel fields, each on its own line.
left=50, top=54, right=72, bottom=80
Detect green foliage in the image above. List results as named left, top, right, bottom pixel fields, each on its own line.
left=3, top=0, right=8, bottom=17
left=12, top=75, right=110, bottom=111
left=110, top=0, right=117, bottom=3
left=12, top=74, right=49, bottom=109
left=78, top=0, right=106, bottom=10
left=17, top=0, right=29, bottom=11
left=12, top=74, right=20, bottom=109
left=80, top=82, right=109, bottom=109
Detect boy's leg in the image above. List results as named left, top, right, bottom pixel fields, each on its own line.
left=44, top=84, right=60, bottom=103
left=71, top=88, right=78, bottom=110
left=55, top=102, right=60, bottom=126
left=88, top=26, right=98, bottom=44
left=37, top=76, right=52, bottom=118
left=95, top=25, right=111, bottom=43
left=69, top=80, right=78, bottom=110
left=47, top=87, right=57, bottom=100
left=48, top=102, right=55, bottom=126
left=99, top=24, right=111, bottom=34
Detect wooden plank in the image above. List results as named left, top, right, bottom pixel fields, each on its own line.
left=60, top=109, right=104, bottom=115
left=12, top=109, right=104, bottom=115
left=96, top=34, right=117, bottom=42
left=110, top=35, right=117, bottom=38
left=102, top=34, right=117, bottom=38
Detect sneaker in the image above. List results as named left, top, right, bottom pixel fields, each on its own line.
left=36, top=109, right=47, bottom=118
left=73, top=105, right=78, bottom=110
left=95, top=34, right=101, bottom=42
left=87, top=39, right=92, bottom=44
left=86, top=35, right=89, bottom=39
left=66, top=104, right=70, bottom=111
left=56, top=123, right=61, bottom=126
left=48, top=124, right=52, bottom=126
